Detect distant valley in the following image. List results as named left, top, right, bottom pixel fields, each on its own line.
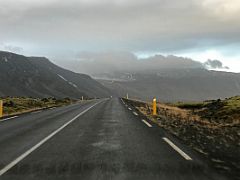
left=57, top=52, right=240, bottom=102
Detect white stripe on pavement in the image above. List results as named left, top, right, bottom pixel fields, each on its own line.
left=133, top=112, right=138, bottom=116
left=0, top=100, right=102, bottom=176
left=121, top=99, right=125, bottom=104
left=142, top=119, right=152, bottom=127
left=162, top=137, right=192, bottom=161
left=0, top=116, right=18, bottom=122
left=128, top=108, right=132, bottom=110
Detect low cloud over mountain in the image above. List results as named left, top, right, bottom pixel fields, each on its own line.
left=56, top=51, right=240, bottom=102
left=57, top=51, right=205, bottom=76
left=204, top=59, right=229, bottom=70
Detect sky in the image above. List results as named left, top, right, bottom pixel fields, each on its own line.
left=0, top=0, right=240, bottom=72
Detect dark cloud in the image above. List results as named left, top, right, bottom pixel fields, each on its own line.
left=56, top=51, right=204, bottom=75
left=204, top=59, right=229, bottom=69
left=0, top=0, right=240, bottom=54
left=0, top=0, right=240, bottom=74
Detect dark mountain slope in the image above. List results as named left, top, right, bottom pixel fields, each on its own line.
left=98, top=69, right=240, bottom=102
left=62, top=52, right=239, bottom=102
left=0, top=51, right=110, bottom=98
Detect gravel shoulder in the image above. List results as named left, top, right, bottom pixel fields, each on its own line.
left=123, top=97, right=240, bottom=180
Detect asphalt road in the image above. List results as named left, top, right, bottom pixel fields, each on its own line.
left=0, top=98, right=229, bottom=180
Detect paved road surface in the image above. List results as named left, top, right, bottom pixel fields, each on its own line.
left=0, top=98, right=229, bottom=180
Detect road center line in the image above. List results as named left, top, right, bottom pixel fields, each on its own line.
left=162, top=137, right=192, bottom=161
left=142, top=119, right=152, bottom=127
left=0, top=100, right=102, bottom=176
left=0, top=116, right=18, bottom=122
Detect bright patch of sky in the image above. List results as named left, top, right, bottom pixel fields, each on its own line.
left=135, top=49, right=240, bottom=73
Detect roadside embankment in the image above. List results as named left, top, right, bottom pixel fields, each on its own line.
left=0, top=97, right=77, bottom=117
left=123, top=97, right=240, bottom=180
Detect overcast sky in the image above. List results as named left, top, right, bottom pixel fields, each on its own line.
left=0, top=0, right=240, bottom=72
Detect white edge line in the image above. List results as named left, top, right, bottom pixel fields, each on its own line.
left=0, top=116, right=18, bottom=122
left=0, top=100, right=102, bottom=176
left=133, top=112, right=138, bottom=116
left=162, top=137, right=192, bottom=161
left=142, top=119, right=152, bottom=127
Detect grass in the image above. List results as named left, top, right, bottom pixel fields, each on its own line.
left=124, top=96, right=240, bottom=179
left=174, top=96, right=240, bottom=124
left=174, top=102, right=207, bottom=109
left=224, top=96, right=240, bottom=111
left=1, top=97, right=76, bottom=116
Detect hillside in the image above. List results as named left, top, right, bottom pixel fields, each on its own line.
left=0, top=51, right=110, bottom=98
left=99, top=69, right=240, bottom=101
left=2, top=97, right=76, bottom=116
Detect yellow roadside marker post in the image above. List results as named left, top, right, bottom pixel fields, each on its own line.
left=152, top=98, right=157, bottom=116
left=0, top=100, right=3, bottom=118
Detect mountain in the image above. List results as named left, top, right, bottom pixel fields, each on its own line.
left=0, top=51, right=110, bottom=99
left=99, top=69, right=240, bottom=102
left=56, top=52, right=240, bottom=102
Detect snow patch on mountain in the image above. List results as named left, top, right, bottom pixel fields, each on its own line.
left=57, top=74, right=78, bottom=88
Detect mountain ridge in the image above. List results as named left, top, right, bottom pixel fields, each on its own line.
left=55, top=51, right=240, bottom=101
left=0, top=51, right=110, bottom=98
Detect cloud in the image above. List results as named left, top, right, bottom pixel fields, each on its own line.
left=204, top=59, right=229, bottom=69
left=0, top=0, right=240, bottom=71
left=56, top=51, right=204, bottom=75
left=3, top=45, right=23, bottom=53
left=0, top=43, right=23, bottom=53
left=200, top=0, right=240, bottom=18
left=0, top=0, right=240, bottom=51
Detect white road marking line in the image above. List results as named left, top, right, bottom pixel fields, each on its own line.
left=128, top=107, right=132, bottom=111
left=121, top=99, right=125, bottom=104
left=142, top=119, right=152, bottom=127
left=31, top=110, right=42, bottom=114
left=0, top=116, right=18, bottom=122
left=133, top=112, right=138, bottom=116
left=0, top=101, right=102, bottom=176
left=162, top=137, right=192, bottom=161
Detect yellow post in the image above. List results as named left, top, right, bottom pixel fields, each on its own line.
left=0, top=100, right=3, bottom=118
left=152, top=98, right=157, bottom=116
